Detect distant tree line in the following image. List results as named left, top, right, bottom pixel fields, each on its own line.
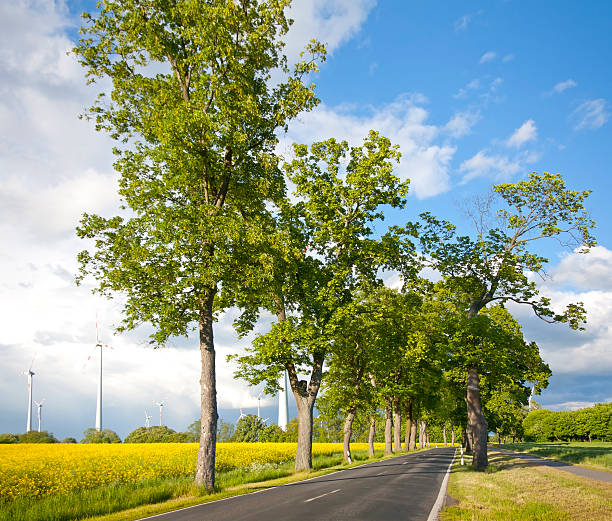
left=523, top=403, right=612, bottom=442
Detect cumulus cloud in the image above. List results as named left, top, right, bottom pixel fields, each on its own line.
left=458, top=148, right=539, bottom=183
left=572, top=99, right=609, bottom=130
left=506, top=119, right=537, bottom=148
left=284, top=0, right=376, bottom=59
left=283, top=94, right=456, bottom=198
left=479, top=51, right=497, bottom=64
left=453, top=78, right=481, bottom=99
left=443, top=110, right=481, bottom=138
left=551, top=246, right=612, bottom=291
left=502, top=54, right=514, bottom=63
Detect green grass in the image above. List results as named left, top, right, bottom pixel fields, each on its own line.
left=498, top=441, right=612, bottom=471
left=440, top=451, right=612, bottom=521
left=0, top=449, right=396, bottom=521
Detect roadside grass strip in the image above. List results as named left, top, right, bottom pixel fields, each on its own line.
left=439, top=451, right=612, bottom=521
left=497, top=441, right=612, bottom=472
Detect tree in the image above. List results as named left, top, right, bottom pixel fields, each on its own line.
left=419, top=172, right=595, bottom=469
left=81, top=428, right=121, bottom=443
left=17, top=431, right=59, bottom=443
left=61, top=437, right=78, bottom=443
left=125, top=426, right=191, bottom=443
left=232, top=414, right=267, bottom=442
left=0, top=434, right=19, bottom=444
left=231, top=132, right=412, bottom=471
left=73, top=0, right=324, bottom=490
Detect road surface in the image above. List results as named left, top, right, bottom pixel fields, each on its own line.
left=140, top=447, right=456, bottom=521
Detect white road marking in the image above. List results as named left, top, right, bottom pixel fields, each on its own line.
left=304, top=488, right=341, bottom=503
left=376, top=471, right=385, bottom=475
left=402, top=461, right=409, bottom=465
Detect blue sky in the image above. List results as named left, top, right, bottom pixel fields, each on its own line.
left=0, top=1, right=611, bottom=440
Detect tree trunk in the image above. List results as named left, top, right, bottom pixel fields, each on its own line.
left=343, top=406, right=356, bottom=463
left=419, top=420, right=427, bottom=448
left=426, top=426, right=430, bottom=447
left=393, top=397, right=401, bottom=451
left=295, top=394, right=314, bottom=471
left=384, top=400, right=393, bottom=455
left=443, top=424, right=447, bottom=446
left=451, top=423, right=455, bottom=446
left=404, top=398, right=413, bottom=451
left=195, top=291, right=218, bottom=490
left=368, top=416, right=375, bottom=458
left=409, top=418, right=417, bottom=450
left=497, top=432, right=501, bottom=444
left=466, top=366, right=488, bottom=470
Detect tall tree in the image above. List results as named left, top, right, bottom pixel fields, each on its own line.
left=419, top=172, right=594, bottom=471
left=73, top=0, right=324, bottom=490
left=231, top=132, right=412, bottom=471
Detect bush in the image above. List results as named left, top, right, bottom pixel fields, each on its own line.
left=81, top=428, right=121, bottom=443
left=61, top=437, right=78, bottom=443
left=0, top=433, right=19, bottom=444
left=124, top=426, right=192, bottom=443
left=18, top=431, right=58, bottom=443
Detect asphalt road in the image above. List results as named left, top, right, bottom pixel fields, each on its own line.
left=140, top=447, right=456, bottom=521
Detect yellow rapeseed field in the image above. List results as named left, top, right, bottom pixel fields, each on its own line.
left=0, top=442, right=384, bottom=502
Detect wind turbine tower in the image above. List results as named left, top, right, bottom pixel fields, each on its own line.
left=34, top=399, right=45, bottom=432
left=94, top=316, right=113, bottom=432
left=21, top=358, right=35, bottom=432
left=144, top=410, right=152, bottom=428
left=257, top=390, right=264, bottom=419
left=154, top=400, right=165, bottom=426
left=278, top=370, right=288, bottom=431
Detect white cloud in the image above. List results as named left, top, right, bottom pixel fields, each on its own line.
left=506, top=119, right=537, bottom=148
left=453, top=78, right=480, bottom=99
left=443, top=110, right=481, bottom=138
left=284, top=0, right=376, bottom=59
left=453, top=10, right=483, bottom=32
left=572, top=99, right=609, bottom=130
left=459, top=149, right=529, bottom=183
left=551, top=246, right=612, bottom=291
left=502, top=54, right=514, bottom=63
left=283, top=94, right=456, bottom=198
left=479, top=51, right=497, bottom=64
left=553, top=78, right=577, bottom=94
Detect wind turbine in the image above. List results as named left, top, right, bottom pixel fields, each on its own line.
left=238, top=408, right=246, bottom=421
left=278, top=370, right=288, bottom=431
left=34, top=399, right=45, bottom=432
left=144, top=410, right=152, bottom=428
left=153, top=400, right=166, bottom=426
left=94, top=315, right=113, bottom=432
left=20, top=357, right=36, bottom=432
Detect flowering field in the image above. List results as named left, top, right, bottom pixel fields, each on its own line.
left=0, top=442, right=384, bottom=502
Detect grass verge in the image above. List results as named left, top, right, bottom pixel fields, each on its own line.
left=497, top=441, right=612, bottom=471
left=439, top=451, right=612, bottom=521
left=0, top=448, right=416, bottom=521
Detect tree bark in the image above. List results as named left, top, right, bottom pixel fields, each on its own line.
left=368, top=416, right=376, bottom=458
left=384, top=399, right=393, bottom=455
left=393, top=397, right=401, bottom=451
left=443, top=424, right=447, bottom=446
left=343, top=406, right=357, bottom=463
left=451, top=422, right=455, bottom=446
left=195, top=290, right=218, bottom=490
left=419, top=420, right=426, bottom=448
left=404, top=398, right=413, bottom=451
left=409, top=418, right=417, bottom=450
left=295, top=393, right=314, bottom=471
left=466, top=365, right=488, bottom=470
